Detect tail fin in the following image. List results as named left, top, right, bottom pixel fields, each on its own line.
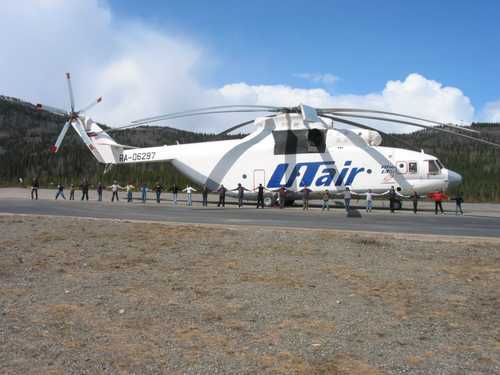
left=73, top=116, right=122, bottom=164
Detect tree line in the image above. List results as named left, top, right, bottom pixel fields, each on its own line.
left=1, top=96, right=499, bottom=201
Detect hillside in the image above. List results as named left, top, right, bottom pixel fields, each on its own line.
left=1, top=95, right=499, bottom=201
left=0, top=96, right=241, bottom=189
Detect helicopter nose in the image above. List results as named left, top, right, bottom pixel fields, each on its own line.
left=447, top=170, right=463, bottom=188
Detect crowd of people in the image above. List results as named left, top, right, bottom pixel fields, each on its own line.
left=29, top=178, right=465, bottom=215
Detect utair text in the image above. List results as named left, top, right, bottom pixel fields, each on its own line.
left=267, top=161, right=365, bottom=188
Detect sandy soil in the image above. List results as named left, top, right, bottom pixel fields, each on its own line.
left=1, top=215, right=499, bottom=374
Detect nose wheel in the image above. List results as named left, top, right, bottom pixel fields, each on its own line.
left=264, top=196, right=274, bottom=207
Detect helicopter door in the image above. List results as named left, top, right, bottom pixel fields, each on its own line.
left=253, top=169, right=266, bottom=190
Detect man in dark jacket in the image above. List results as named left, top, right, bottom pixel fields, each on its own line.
left=80, top=179, right=90, bottom=201
left=452, top=192, right=464, bottom=215
left=255, top=184, right=266, bottom=208
left=201, top=185, right=209, bottom=207
left=31, top=178, right=39, bottom=200
left=55, top=183, right=66, bottom=200
left=232, top=183, right=249, bottom=208
left=155, top=182, right=162, bottom=203
left=383, top=186, right=401, bottom=213
left=96, top=182, right=103, bottom=201
left=171, top=184, right=179, bottom=206
left=217, top=185, right=227, bottom=207
left=410, top=191, right=420, bottom=214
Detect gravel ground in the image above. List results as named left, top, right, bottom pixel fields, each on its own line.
left=1, top=215, right=499, bottom=375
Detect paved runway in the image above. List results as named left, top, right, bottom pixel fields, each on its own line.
left=1, top=197, right=500, bottom=238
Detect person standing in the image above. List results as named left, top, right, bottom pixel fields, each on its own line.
left=31, top=178, right=39, bottom=200
left=217, top=184, right=227, bottom=207
left=111, top=181, right=123, bottom=202
left=140, top=183, right=148, bottom=203
left=274, top=185, right=287, bottom=209
left=96, top=182, right=103, bottom=202
left=410, top=191, right=420, bottom=214
left=365, top=189, right=376, bottom=212
left=183, top=185, right=197, bottom=206
left=201, top=185, right=209, bottom=207
left=342, top=187, right=352, bottom=214
left=69, top=184, right=75, bottom=200
left=126, top=183, right=135, bottom=202
left=321, top=190, right=331, bottom=211
left=428, top=190, right=448, bottom=215
left=452, top=192, right=464, bottom=215
left=55, top=183, right=66, bottom=200
left=232, top=183, right=250, bottom=208
left=171, top=184, right=179, bottom=206
left=255, top=184, right=266, bottom=209
left=382, top=186, right=402, bottom=213
left=80, top=179, right=90, bottom=201
left=154, top=182, right=162, bottom=203
left=300, top=187, right=312, bottom=210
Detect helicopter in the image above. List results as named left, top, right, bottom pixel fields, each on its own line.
left=37, top=73, right=500, bottom=207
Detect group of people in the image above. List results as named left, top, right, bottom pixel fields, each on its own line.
left=31, top=178, right=465, bottom=215
left=49, top=179, right=95, bottom=201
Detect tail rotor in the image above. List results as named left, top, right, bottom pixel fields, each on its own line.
left=36, top=72, right=103, bottom=154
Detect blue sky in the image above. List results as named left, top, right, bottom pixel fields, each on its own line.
left=109, top=0, right=500, bottom=107
left=1, top=0, right=499, bottom=130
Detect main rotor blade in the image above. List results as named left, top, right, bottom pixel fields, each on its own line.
left=66, top=72, right=76, bottom=112
left=108, top=109, right=273, bottom=133
left=36, top=103, right=68, bottom=116
left=216, top=119, right=256, bottom=137
left=50, top=121, right=71, bottom=153
left=78, top=97, right=102, bottom=114
left=327, top=114, right=500, bottom=149
left=131, top=105, right=283, bottom=124
left=319, top=114, right=419, bottom=151
left=216, top=114, right=281, bottom=136
left=319, top=108, right=479, bottom=134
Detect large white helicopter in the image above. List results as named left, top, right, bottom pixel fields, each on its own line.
left=38, top=73, right=500, bottom=207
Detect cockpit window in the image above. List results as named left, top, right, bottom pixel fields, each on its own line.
left=427, top=160, right=440, bottom=175
left=273, top=129, right=326, bottom=155
left=435, top=159, right=444, bottom=169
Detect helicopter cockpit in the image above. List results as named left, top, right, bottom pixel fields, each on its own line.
left=272, top=129, right=326, bottom=155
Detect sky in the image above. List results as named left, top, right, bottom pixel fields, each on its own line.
left=1, top=0, right=499, bottom=132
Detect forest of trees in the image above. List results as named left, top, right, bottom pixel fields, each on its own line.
left=1, top=95, right=499, bottom=201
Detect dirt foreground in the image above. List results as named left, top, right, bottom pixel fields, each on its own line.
left=1, top=215, right=499, bottom=374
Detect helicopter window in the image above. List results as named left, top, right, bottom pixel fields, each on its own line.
left=408, top=162, right=418, bottom=173
left=436, top=159, right=444, bottom=169
left=427, top=160, right=440, bottom=175
left=273, top=129, right=326, bottom=155
left=307, top=129, right=325, bottom=152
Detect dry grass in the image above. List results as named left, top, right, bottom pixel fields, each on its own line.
left=1, top=215, right=499, bottom=374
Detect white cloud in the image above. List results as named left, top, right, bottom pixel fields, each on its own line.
left=294, top=73, right=340, bottom=85
left=0, top=1, right=479, bottom=134
left=482, top=100, right=500, bottom=122
left=217, top=74, right=475, bottom=132
left=0, top=0, right=213, bottom=129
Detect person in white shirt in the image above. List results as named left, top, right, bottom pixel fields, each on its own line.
left=110, top=181, right=124, bottom=202
left=350, top=189, right=380, bottom=213
left=342, top=187, right=352, bottom=214
left=182, top=185, right=197, bottom=206
left=126, top=183, right=135, bottom=202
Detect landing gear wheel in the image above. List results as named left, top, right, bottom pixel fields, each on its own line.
left=264, top=196, right=273, bottom=207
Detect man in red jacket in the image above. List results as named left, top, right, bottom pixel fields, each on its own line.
left=428, top=190, right=448, bottom=215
